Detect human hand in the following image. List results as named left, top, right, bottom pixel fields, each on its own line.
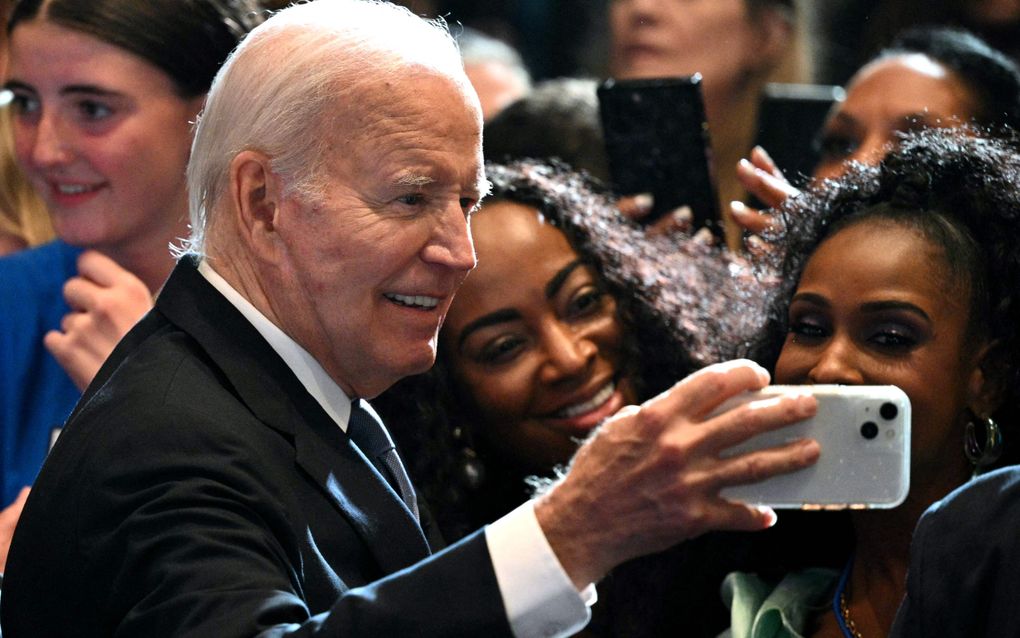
left=617, top=194, right=702, bottom=239
left=0, top=487, right=30, bottom=572
left=44, top=250, right=154, bottom=390
left=731, top=146, right=801, bottom=251
left=534, top=359, right=819, bottom=589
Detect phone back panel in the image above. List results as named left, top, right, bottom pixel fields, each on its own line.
left=597, top=76, right=720, bottom=233
left=717, top=385, right=910, bottom=509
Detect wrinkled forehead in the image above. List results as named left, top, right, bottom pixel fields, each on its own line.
left=333, top=65, right=483, bottom=146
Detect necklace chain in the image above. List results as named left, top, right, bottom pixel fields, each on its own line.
left=839, top=592, right=864, bottom=638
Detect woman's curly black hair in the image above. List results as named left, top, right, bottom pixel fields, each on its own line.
left=375, top=159, right=769, bottom=539
left=751, top=127, right=1020, bottom=467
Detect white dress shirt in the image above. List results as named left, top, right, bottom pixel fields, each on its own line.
left=197, top=260, right=593, bottom=637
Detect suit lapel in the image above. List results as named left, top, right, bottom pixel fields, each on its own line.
left=155, top=257, right=431, bottom=573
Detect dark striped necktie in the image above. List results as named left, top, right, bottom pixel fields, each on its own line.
left=346, top=399, right=420, bottom=521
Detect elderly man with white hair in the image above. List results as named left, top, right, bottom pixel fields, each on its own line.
left=0, top=1, right=819, bottom=636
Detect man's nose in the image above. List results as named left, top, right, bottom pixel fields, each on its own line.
left=422, top=203, right=477, bottom=273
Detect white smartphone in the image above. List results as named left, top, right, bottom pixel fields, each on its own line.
left=716, top=385, right=911, bottom=510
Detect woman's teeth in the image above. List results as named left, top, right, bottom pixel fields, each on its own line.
left=557, top=382, right=615, bottom=418
left=56, top=184, right=97, bottom=195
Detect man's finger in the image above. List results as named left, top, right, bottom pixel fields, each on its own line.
left=649, top=359, right=771, bottom=420
left=701, top=391, right=817, bottom=452
left=710, top=437, right=820, bottom=490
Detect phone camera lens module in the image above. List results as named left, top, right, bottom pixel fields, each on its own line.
left=880, top=402, right=898, bottom=420
left=861, top=421, right=879, bottom=440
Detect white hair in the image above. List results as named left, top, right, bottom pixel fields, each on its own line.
left=181, top=0, right=467, bottom=255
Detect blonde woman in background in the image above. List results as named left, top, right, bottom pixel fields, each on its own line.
left=0, top=0, right=50, bottom=254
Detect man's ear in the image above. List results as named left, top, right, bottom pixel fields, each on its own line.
left=227, top=149, right=286, bottom=264
left=967, top=339, right=1007, bottom=419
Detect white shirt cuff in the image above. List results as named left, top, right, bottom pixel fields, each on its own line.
left=485, top=500, right=595, bottom=638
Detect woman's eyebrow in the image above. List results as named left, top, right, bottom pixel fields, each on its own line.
left=456, top=308, right=521, bottom=351
left=545, top=259, right=584, bottom=299
left=860, top=299, right=931, bottom=322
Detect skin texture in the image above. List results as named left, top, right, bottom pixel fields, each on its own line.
left=442, top=200, right=638, bottom=473
left=813, top=54, right=980, bottom=181
left=7, top=19, right=201, bottom=291
left=208, top=70, right=485, bottom=399
left=774, top=220, right=992, bottom=637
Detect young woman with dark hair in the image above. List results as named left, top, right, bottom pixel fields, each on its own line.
left=0, top=0, right=268, bottom=566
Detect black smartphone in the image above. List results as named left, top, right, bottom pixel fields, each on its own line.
left=753, top=82, right=845, bottom=188
left=597, top=76, right=721, bottom=235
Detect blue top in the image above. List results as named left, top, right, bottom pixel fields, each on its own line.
left=0, top=240, right=82, bottom=506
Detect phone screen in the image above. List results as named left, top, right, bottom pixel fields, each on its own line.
left=597, top=76, right=721, bottom=235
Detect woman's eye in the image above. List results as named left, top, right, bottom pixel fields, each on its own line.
left=788, top=318, right=828, bottom=341
left=869, top=328, right=916, bottom=349
left=814, top=132, right=857, bottom=161
left=478, top=336, right=525, bottom=365
left=78, top=100, right=113, bottom=121
left=567, top=287, right=606, bottom=318
left=8, top=92, right=39, bottom=117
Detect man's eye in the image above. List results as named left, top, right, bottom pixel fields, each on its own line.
left=398, top=193, right=425, bottom=206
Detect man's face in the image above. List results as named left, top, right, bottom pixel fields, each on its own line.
left=269, top=70, right=484, bottom=398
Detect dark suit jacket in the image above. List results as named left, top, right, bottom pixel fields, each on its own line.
left=0, top=257, right=514, bottom=637
left=890, top=466, right=1020, bottom=638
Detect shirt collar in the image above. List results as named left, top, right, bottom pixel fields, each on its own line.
left=197, top=259, right=353, bottom=431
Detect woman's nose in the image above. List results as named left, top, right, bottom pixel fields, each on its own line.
left=23, top=112, right=73, bottom=169
left=539, top=321, right=598, bottom=383
left=806, top=336, right=866, bottom=385
left=849, top=134, right=891, bottom=167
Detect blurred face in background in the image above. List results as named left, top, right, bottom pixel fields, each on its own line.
left=6, top=19, right=201, bottom=255
left=813, top=53, right=980, bottom=180
left=609, top=0, right=784, bottom=122
left=442, top=200, right=637, bottom=472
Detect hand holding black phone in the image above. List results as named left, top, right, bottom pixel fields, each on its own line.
left=597, top=75, right=722, bottom=237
